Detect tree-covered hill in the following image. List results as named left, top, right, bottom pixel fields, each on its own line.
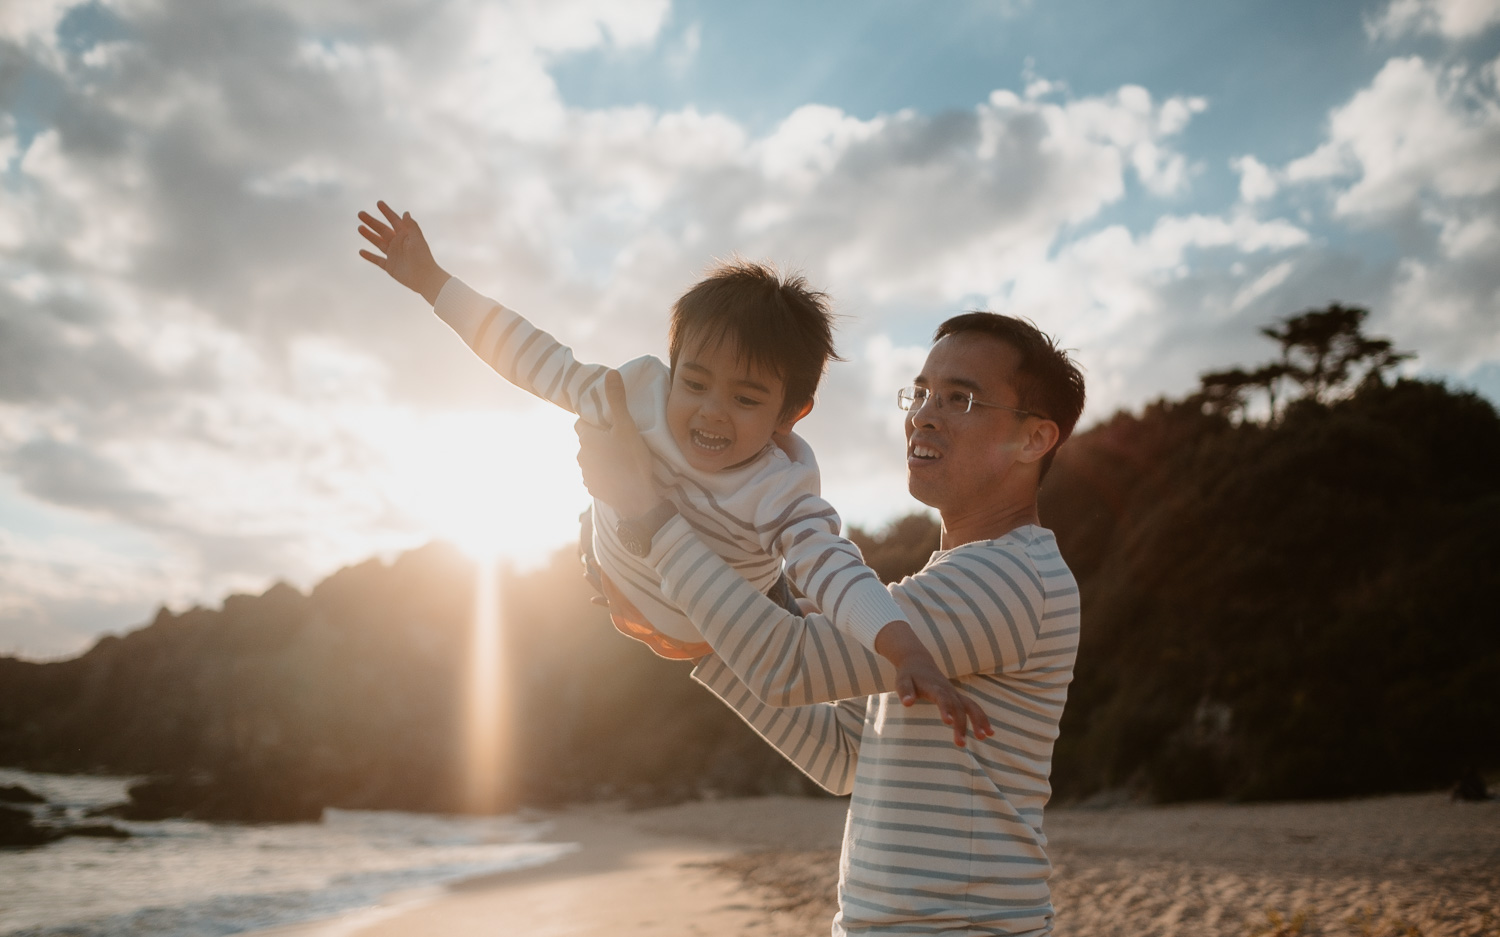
left=1040, top=307, right=1499, bottom=802
left=1, top=305, right=1494, bottom=816
left=0, top=543, right=823, bottom=820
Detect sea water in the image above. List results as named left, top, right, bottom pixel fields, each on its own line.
left=0, top=768, right=576, bottom=937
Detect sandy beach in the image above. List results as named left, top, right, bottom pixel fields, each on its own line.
left=258, top=791, right=1499, bottom=937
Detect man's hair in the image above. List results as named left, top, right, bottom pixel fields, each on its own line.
left=933, top=312, right=1086, bottom=479
left=668, top=259, right=841, bottom=419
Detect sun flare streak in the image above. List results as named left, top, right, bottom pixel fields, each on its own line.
left=460, top=554, right=510, bottom=814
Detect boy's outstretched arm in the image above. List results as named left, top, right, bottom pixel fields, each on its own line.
left=358, top=200, right=450, bottom=305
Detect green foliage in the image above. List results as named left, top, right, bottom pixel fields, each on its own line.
left=1046, top=377, right=1500, bottom=802
left=1197, top=304, right=1412, bottom=423
left=0, top=543, right=823, bottom=816
left=847, top=513, right=941, bottom=583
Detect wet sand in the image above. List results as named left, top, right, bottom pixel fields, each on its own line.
left=258, top=791, right=1499, bottom=937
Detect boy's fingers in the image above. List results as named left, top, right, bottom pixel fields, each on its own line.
left=357, top=212, right=392, bottom=239
left=941, top=698, right=967, bottom=747
left=896, top=674, right=916, bottom=706
left=357, top=249, right=387, bottom=269
left=967, top=700, right=993, bottom=738
left=377, top=200, right=401, bottom=226
left=357, top=225, right=386, bottom=248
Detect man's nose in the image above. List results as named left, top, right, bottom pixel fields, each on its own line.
left=908, top=398, right=941, bottom=429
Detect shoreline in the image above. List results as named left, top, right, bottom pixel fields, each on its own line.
left=248, top=790, right=1498, bottom=937
left=250, top=796, right=850, bottom=937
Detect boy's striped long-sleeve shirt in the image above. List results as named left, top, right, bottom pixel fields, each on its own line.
left=638, top=514, right=1080, bottom=936
left=430, top=276, right=908, bottom=650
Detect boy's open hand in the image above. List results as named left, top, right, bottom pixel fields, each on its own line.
left=357, top=201, right=449, bottom=305
left=877, top=622, right=994, bottom=747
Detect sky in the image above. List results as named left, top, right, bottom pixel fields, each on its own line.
left=2, top=0, right=1499, bottom=659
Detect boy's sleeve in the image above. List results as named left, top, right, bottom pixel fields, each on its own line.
left=771, top=493, right=908, bottom=652
left=433, top=276, right=614, bottom=425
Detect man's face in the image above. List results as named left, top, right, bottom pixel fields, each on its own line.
left=666, top=332, right=798, bottom=473
left=905, top=332, right=1034, bottom=512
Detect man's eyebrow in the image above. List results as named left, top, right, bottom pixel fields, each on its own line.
left=914, top=374, right=984, bottom=392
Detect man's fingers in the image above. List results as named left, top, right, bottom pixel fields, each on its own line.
left=603, top=369, right=629, bottom=428
left=377, top=200, right=402, bottom=227
left=358, top=249, right=387, bottom=269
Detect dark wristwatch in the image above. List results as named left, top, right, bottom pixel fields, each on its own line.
left=616, top=501, right=679, bottom=557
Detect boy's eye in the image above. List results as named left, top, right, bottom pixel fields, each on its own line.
left=734, top=395, right=763, bottom=407
left=682, top=379, right=707, bottom=392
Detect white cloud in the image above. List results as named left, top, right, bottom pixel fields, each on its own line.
left=1232, top=154, right=1279, bottom=203
left=665, top=21, right=701, bottom=75
left=1367, top=0, right=1500, bottom=40
left=1277, top=52, right=1500, bottom=372
left=1285, top=56, right=1500, bottom=217
left=1230, top=260, right=1296, bottom=313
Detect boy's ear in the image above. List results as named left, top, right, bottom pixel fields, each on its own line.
left=775, top=398, right=814, bottom=436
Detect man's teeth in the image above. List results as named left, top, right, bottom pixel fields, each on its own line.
left=911, top=445, right=940, bottom=459
left=692, top=429, right=731, bottom=451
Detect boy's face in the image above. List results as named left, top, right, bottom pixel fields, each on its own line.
left=667, top=332, right=803, bottom=473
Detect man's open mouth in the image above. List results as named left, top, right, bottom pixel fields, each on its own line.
left=691, top=429, right=731, bottom=452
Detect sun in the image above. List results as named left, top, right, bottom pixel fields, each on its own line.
left=374, top=407, right=589, bottom=565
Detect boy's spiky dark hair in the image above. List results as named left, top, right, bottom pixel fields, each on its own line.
left=668, top=259, right=841, bottom=418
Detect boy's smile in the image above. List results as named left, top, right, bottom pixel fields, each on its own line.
left=667, top=334, right=803, bottom=473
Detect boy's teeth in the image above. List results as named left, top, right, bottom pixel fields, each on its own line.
left=692, top=430, right=730, bottom=451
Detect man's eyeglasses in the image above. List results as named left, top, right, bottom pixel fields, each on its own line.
left=896, top=385, right=1046, bottom=420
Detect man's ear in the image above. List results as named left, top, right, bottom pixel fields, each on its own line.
left=775, top=398, right=815, bottom=436
left=1015, top=418, right=1061, bottom=466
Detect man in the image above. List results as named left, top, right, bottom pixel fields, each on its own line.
left=577, top=312, right=1086, bottom=936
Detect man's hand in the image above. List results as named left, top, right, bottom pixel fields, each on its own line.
left=575, top=370, right=660, bottom=518
left=357, top=200, right=450, bottom=305
left=876, top=621, right=994, bottom=747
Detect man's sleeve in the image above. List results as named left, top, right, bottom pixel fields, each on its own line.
left=645, top=515, right=1047, bottom=707
left=692, top=655, right=868, bottom=795
left=432, top=277, right=613, bottom=424
left=771, top=494, right=908, bottom=652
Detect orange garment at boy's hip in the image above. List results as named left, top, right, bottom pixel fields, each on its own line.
left=598, top=572, right=712, bottom=661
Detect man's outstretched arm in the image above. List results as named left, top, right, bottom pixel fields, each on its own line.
left=692, top=655, right=869, bottom=794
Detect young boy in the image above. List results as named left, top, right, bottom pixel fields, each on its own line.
left=358, top=201, right=990, bottom=743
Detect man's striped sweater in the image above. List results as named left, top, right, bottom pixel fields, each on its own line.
left=641, top=516, right=1080, bottom=936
